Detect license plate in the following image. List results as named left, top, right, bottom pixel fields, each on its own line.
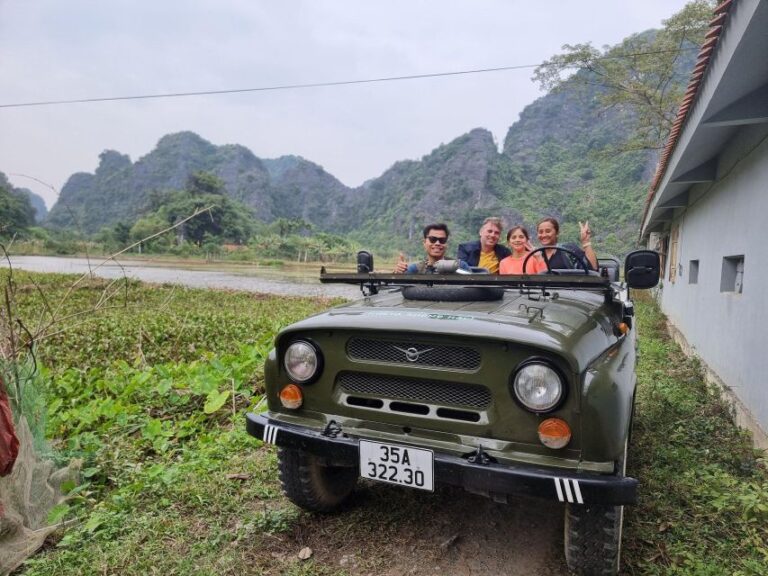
left=359, top=440, right=434, bottom=491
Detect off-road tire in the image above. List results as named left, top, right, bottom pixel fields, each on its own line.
left=402, top=285, right=504, bottom=302
left=564, top=503, right=623, bottom=575
left=564, top=441, right=626, bottom=576
left=277, top=447, right=357, bottom=512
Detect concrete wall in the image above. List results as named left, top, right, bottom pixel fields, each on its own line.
left=657, top=125, right=768, bottom=444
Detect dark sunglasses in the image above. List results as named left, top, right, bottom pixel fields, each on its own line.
left=426, top=236, right=448, bottom=245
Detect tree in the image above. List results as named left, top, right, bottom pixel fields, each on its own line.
left=114, top=222, right=132, bottom=246
left=130, top=214, right=172, bottom=252
left=0, top=172, right=36, bottom=237
left=130, top=171, right=256, bottom=248
left=157, top=192, right=253, bottom=245
left=271, top=217, right=312, bottom=238
left=533, top=0, right=715, bottom=152
left=186, top=171, right=226, bottom=196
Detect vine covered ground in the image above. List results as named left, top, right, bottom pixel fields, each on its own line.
left=5, top=272, right=766, bottom=575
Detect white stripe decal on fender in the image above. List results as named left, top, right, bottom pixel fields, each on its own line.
left=263, top=425, right=278, bottom=445
left=563, top=478, right=574, bottom=503
left=554, top=478, right=584, bottom=504
left=572, top=480, right=584, bottom=504
left=554, top=477, right=564, bottom=502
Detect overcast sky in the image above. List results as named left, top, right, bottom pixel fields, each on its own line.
left=1, top=0, right=691, bottom=209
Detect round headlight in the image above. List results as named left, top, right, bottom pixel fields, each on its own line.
left=513, top=362, right=564, bottom=412
left=284, top=341, right=320, bottom=383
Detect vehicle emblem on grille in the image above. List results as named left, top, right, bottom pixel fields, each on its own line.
left=393, top=346, right=433, bottom=362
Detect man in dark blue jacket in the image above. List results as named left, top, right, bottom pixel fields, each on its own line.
left=456, top=217, right=511, bottom=274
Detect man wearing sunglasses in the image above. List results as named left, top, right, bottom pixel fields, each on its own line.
left=393, top=223, right=467, bottom=274
left=456, top=216, right=511, bottom=274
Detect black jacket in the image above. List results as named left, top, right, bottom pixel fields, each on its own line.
left=456, top=240, right=511, bottom=267
left=543, top=243, right=595, bottom=270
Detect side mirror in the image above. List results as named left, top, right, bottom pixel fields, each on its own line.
left=356, top=250, right=374, bottom=273
left=624, top=250, right=660, bottom=289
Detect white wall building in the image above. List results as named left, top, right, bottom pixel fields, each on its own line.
left=640, top=0, right=768, bottom=448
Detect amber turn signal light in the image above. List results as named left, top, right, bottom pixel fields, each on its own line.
left=617, top=322, right=629, bottom=335
left=538, top=418, right=571, bottom=449
left=279, top=384, right=303, bottom=409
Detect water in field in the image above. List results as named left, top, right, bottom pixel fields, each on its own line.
left=6, top=256, right=361, bottom=299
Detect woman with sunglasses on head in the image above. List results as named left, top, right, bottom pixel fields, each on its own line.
left=393, top=223, right=469, bottom=274
left=536, top=218, right=598, bottom=271
left=499, top=225, right=548, bottom=274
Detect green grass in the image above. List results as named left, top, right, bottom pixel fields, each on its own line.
left=7, top=272, right=767, bottom=575
left=623, top=293, right=768, bottom=575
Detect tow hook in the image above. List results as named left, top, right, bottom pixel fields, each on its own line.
left=322, top=420, right=343, bottom=438
left=467, top=445, right=495, bottom=465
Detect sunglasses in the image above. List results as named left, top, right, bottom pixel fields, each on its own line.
left=426, top=236, right=448, bottom=245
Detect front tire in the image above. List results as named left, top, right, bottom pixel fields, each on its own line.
left=564, top=443, right=626, bottom=575
left=564, top=503, right=623, bottom=575
left=277, top=447, right=357, bottom=512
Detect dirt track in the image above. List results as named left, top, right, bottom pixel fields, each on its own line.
left=263, top=482, right=570, bottom=575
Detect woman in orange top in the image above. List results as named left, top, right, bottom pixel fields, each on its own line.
left=499, top=226, right=548, bottom=274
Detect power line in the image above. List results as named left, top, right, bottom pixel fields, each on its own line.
left=0, top=47, right=699, bottom=110
left=1, top=65, right=539, bottom=109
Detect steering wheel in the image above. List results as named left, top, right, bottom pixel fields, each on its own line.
left=522, top=246, right=591, bottom=275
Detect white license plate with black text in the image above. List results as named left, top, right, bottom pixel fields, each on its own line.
left=359, top=440, right=434, bottom=491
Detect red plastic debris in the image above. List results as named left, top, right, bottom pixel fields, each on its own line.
left=0, top=376, right=19, bottom=477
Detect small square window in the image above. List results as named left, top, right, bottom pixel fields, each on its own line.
left=721, top=255, right=744, bottom=293
left=689, top=260, right=699, bottom=284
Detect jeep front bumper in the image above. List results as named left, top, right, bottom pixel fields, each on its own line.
left=246, top=413, right=637, bottom=506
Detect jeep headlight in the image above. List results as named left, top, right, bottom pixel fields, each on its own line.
left=284, top=340, right=322, bottom=384
left=513, top=362, right=564, bottom=412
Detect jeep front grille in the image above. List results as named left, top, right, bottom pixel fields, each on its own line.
left=337, top=371, right=491, bottom=409
left=346, top=338, right=480, bottom=371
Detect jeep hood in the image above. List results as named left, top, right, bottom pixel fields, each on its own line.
left=279, top=288, right=620, bottom=372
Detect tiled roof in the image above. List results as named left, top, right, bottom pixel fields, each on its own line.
left=641, top=0, right=736, bottom=229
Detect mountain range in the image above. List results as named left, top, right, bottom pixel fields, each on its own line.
left=44, top=68, right=662, bottom=256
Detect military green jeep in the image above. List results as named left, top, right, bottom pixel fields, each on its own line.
left=246, top=249, right=660, bottom=575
